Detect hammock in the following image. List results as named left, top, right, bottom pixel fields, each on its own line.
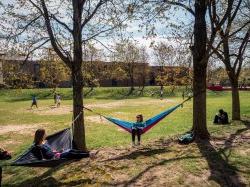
left=11, top=128, right=77, bottom=167
left=104, top=104, right=182, bottom=134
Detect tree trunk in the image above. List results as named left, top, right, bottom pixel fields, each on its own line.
left=230, top=77, right=241, bottom=120
left=72, top=65, right=86, bottom=150
left=72, top=0, right=86, bottom=150
left=128, top=69, right=134, bottom=95
left=192, top=0, right=210, bottom=139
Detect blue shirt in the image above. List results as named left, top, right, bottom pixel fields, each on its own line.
left=132, top=122, right=145, bottom=129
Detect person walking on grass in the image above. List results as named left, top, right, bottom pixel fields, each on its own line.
left=56, top=94, right=61, bottom=107
left=132, top=114, right=145, bottom=147
left=31, top=95, right=38, bottom=109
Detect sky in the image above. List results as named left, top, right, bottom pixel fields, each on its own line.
left=0, top=0, right=194, bottom=64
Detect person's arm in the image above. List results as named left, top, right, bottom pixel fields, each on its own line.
left=132, top=123, right=136, bottom=129
left=41, top=145, right=55, bottom=159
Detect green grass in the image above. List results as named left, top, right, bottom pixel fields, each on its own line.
left=0, top=87, right=249, bottom=186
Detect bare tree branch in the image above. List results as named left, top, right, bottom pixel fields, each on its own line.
left=40, top=0, right=70, bottom=66
left=51, top=14, right=73, bottom=34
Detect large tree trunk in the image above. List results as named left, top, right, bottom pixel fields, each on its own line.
left=72, top=66, right=86, bottom=150
left=72, top=0, right=86, bottom=150
left=223, top=38, right=241, bottom=121
left=230, top=77, right=241, bottom=120
left=192, top=0, right=210, bottom=139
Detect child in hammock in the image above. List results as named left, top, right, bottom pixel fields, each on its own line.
left=132, top=114, right=145, bottom=146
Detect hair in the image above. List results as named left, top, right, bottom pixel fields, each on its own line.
left=34, top=129, right=46, bottom=145
left=219, top=109, right=224, bottom=114
left=136, top=114, right=143, bottom=122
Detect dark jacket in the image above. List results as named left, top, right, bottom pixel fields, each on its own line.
left=31, top=144, right=55, bottom=160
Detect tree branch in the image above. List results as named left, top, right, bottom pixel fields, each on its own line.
left=162, top=0, right=195, bottom=16
left=51, top=14, right=73, bottom=34
left=39, top=0, right=70, bottom=66
left=81, top=0, right=105, bottom=30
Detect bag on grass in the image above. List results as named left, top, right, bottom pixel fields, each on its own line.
left=178, top=132, right=195, bottom=144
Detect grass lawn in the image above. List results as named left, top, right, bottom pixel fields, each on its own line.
left=0, top=87, right=249, bottom=186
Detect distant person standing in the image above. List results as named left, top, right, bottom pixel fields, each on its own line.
left=56, top=94, right=61, bottom=108
left=31, top=95, right=38, bottom=109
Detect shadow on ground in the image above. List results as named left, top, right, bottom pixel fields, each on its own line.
left=196, top=125, right=249, bottom=187
left=3, top=125, right=249, bottom=187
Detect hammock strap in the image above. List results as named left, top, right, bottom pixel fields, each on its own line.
left=81, top=96, right=193, bottom=119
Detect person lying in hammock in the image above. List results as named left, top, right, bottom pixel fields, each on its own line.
left=132, top=114, right=145, bottom=146
left=32, top=129, right=89, bottom=160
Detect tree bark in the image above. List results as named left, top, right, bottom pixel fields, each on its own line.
left=230, top=77, right=241, bottom=120
left=128, top=65, right=135, bottom=95
left=192, top=0, right=210, bottom=139
left=71, top=0, right=86, bottom=150
left=71, top=65, right=86, bottom=150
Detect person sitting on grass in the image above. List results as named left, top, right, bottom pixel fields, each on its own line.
left=213, top=109, right=229, bottom=124
left=31, top=95, right=38, bottom=109
left=132, top=114, right=145, bottom=146
left=32, top=129, right=89, bottom=160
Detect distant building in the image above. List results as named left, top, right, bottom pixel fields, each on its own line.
left=0, top=52, right=40, bottom=87
left=0, top=53, right=190, bottom=88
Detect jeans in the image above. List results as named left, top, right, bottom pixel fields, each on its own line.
left=132, top=128, right=142, bottom=142
left=60, top=149, right=89, bottom=159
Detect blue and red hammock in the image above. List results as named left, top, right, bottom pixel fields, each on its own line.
left=85, top=97, right=191, bottom=134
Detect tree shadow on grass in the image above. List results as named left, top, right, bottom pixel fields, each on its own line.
left=8, top=155, right=200, bottom=187
left=3, top=160, right=80, bottom=187
left=101, top=155, right=201, bottom=187
left=101, top=147, right=170, bottom=162
left=196, top=126, right=249, bottom=187
left=241, top=119, right=250, bottom=128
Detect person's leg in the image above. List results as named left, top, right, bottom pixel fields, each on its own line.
left=132, top=129, right=136, bottom=146
left=60, top=150, right=89, bottom=159
left=137, top=129, right=141, bottom=145
left=213, top=115, right=219, bottom=124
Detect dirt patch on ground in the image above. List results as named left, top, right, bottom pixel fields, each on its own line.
left=87, top=101, right=126, bottom=109
left=86, top=116, right=108, bottom=124
left=27, top=106, right=72, bottom=115
left=23, top=99, right=180, bottom=116
left=0, top=123, right=48, bottom=135
left=85, top=116, right=128, bottom=133
left=211, top=128, right=250, bottom=147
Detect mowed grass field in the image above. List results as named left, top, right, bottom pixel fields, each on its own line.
left=0, top=87, right=250, bottom=186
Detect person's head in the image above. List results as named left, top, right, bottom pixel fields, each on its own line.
left=136, top=114, right=143, bottom=122
left=219, top=109, right=224, bottom=114
left=34, top=129, right=46, bottom=145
